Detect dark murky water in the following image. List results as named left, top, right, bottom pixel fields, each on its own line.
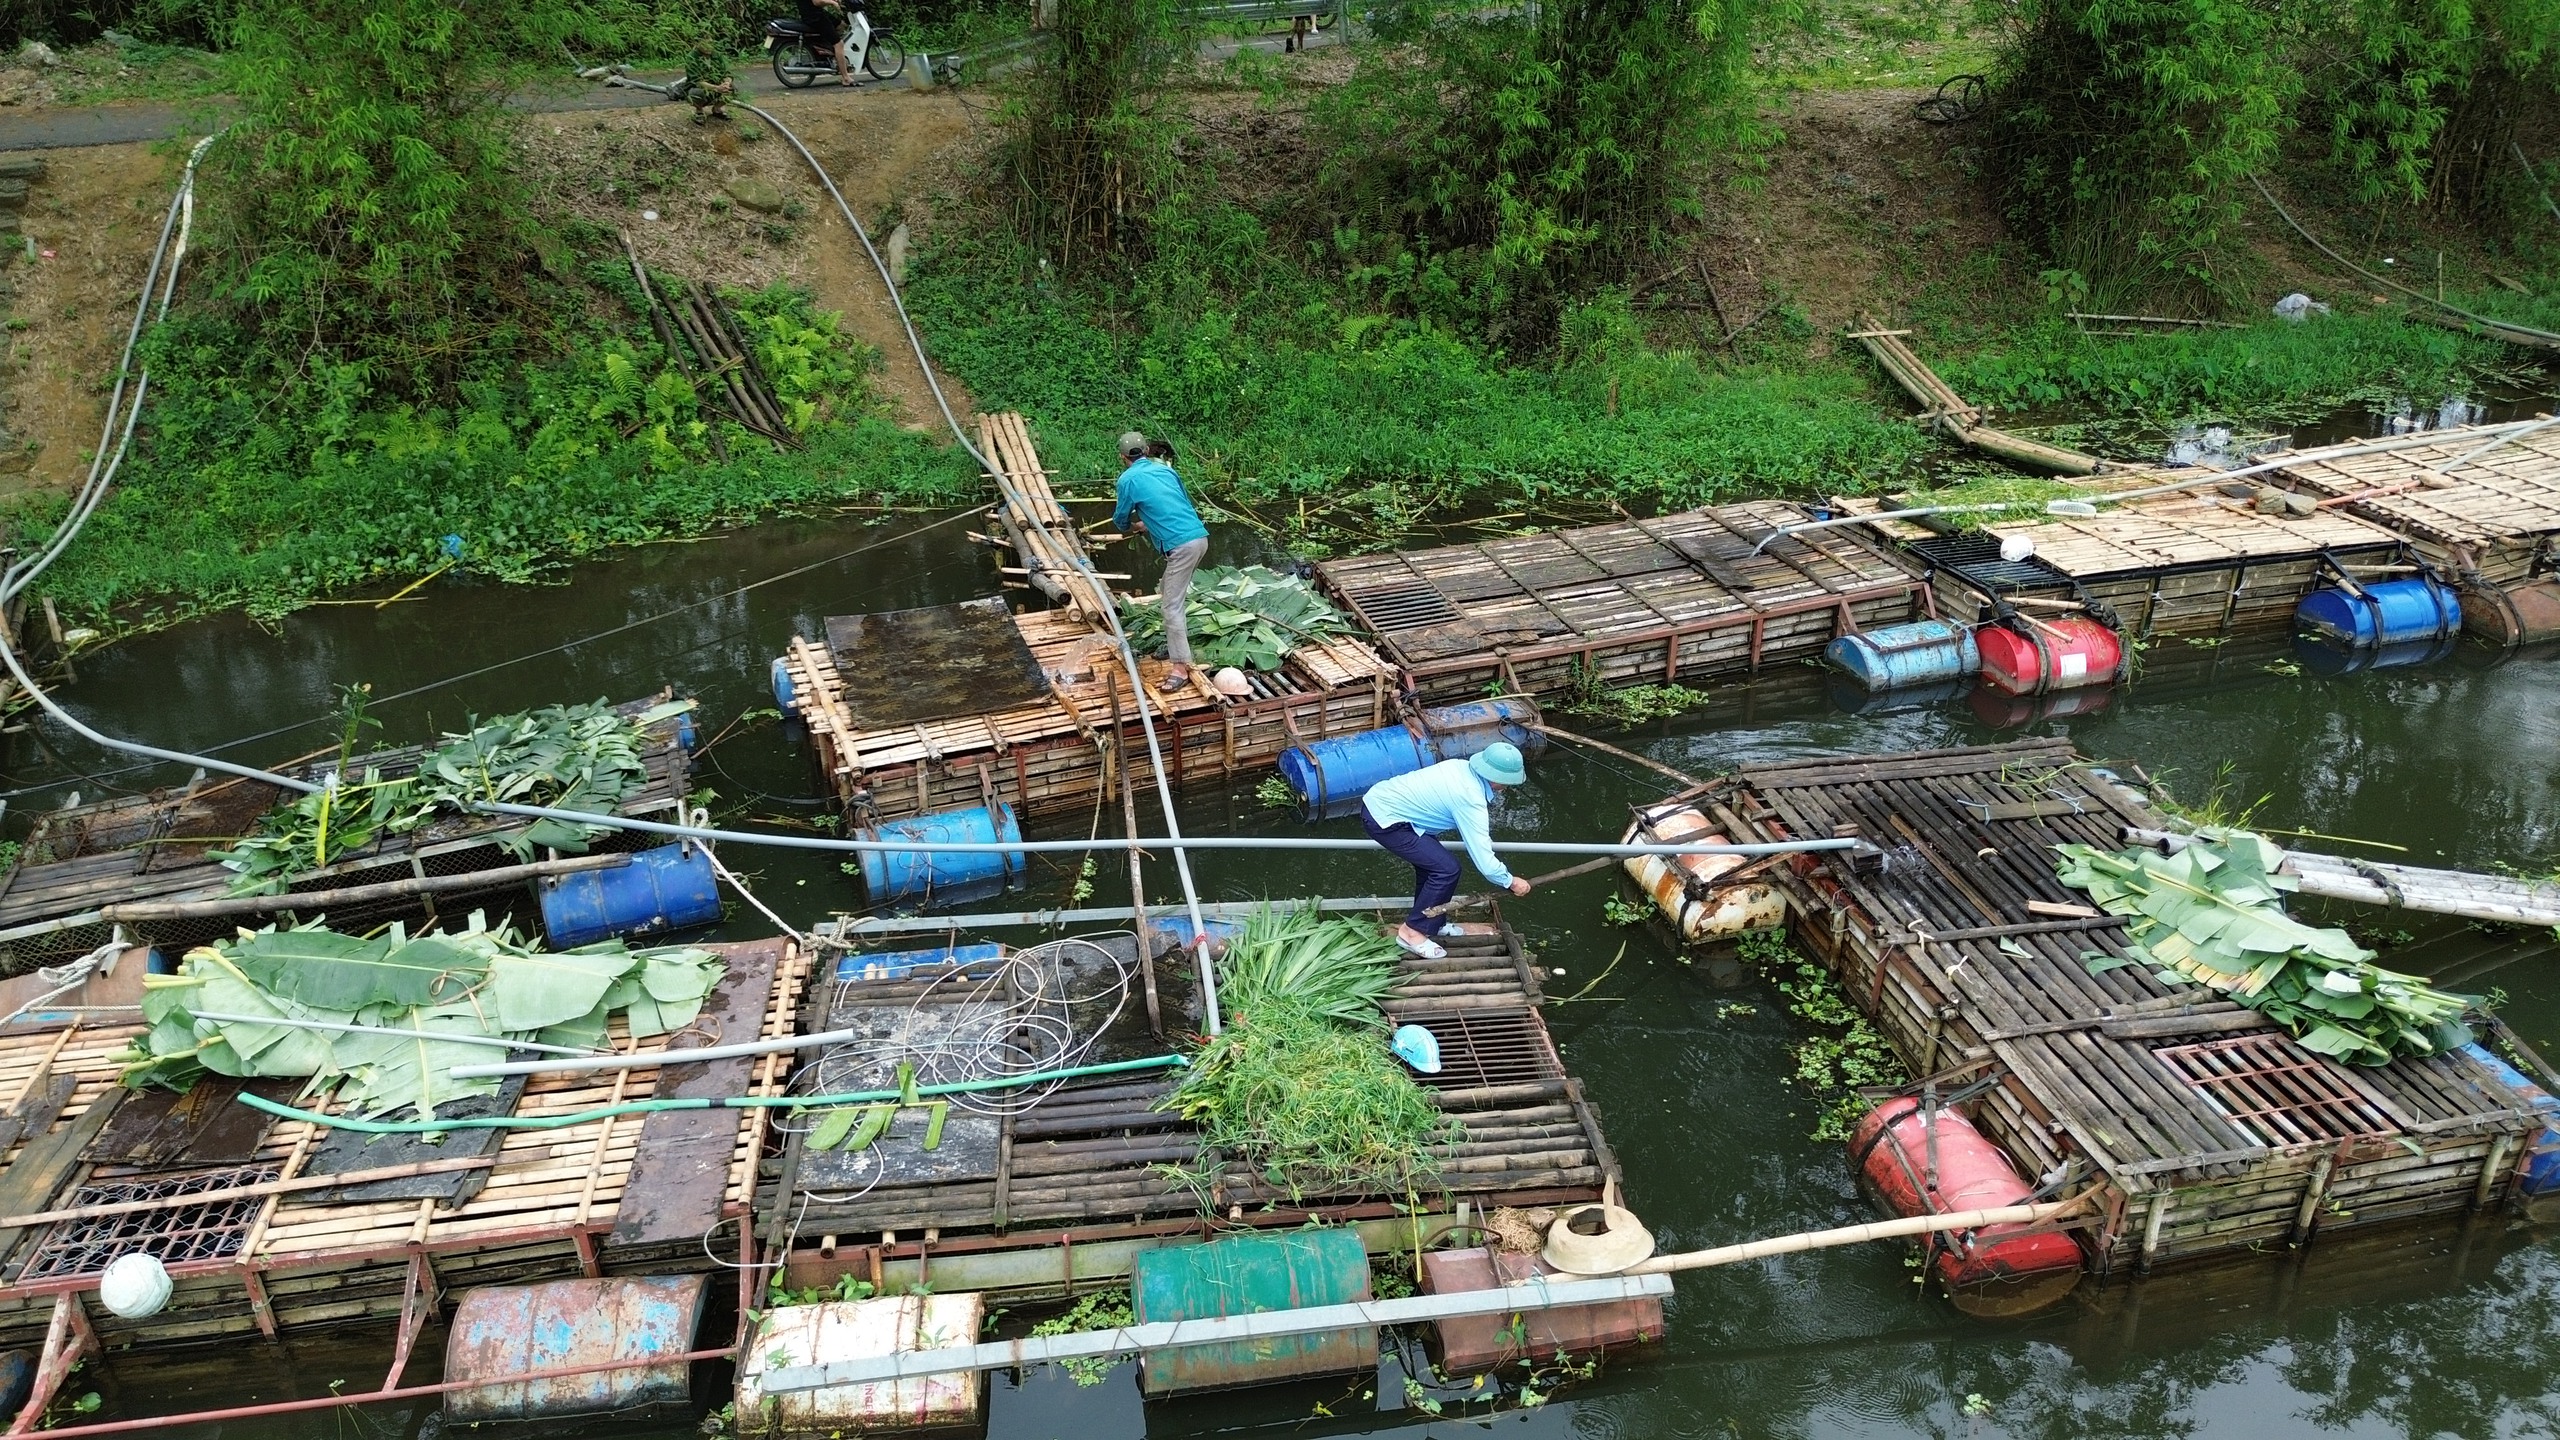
left=18, top=408, right=2560, bottom=1439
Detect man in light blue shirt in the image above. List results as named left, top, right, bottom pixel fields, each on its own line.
left=1111, top=430, right=1210, bottom=693
left=1360, top=744, right=1533, bottom=959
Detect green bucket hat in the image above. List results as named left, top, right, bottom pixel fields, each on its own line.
left=1468, top=742, right=1527, bottom=786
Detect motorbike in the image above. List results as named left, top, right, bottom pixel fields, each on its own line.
left=763, top=5, right=906, bottom=87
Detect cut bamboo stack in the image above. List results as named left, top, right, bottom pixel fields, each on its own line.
left=1851, top=315, right=2121, bottom=476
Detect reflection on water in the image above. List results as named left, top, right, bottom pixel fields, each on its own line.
left=16, top=503, right=2560, bottom=1440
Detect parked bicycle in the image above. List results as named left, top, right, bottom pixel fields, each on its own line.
left=764, top=2, right=906, bottom=88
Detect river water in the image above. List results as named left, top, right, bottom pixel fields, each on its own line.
left=18, top=442, right=2560, bottom=1437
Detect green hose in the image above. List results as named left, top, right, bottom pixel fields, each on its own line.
left=232, top=1053, right=1188, bottom=1135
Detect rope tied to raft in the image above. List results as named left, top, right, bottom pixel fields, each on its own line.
left=0, top=930, right=130, bottom=1027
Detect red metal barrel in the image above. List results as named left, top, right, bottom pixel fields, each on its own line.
left=1977, top=617, right=2122, bottom=696
left=2460, top=578, right=2560, bottom=648
left=1850, top=1097, right=2083, bottom=1316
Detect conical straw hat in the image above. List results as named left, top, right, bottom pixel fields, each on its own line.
left=1541, top=1203, right=1655, bottom=1275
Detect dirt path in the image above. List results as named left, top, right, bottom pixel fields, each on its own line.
left=779, top=92, right=980, bottom=433
left=0, top=141, right=177, bottom=495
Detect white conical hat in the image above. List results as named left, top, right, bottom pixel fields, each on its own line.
left=1541, top=1203, right=1656, bottom=1275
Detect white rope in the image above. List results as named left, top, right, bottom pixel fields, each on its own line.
left=1, top=932, right=129, bottom=1026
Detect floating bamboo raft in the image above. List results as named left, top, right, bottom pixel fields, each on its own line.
left=1669, top=740, right=2549, bottom=1274
left=0, top=939, right=806, bottom=1358
left=1837, top=483, right=2407, bottom=637
left=2268, top=422, right=2560, bottom=636
left=980, top=411, right=1115, bottom=624
left=770, top=904, right=1617, bottom=1299
left=1314, top=502, right=1933, bottom=704
left=0, top=694, right=700, bottom=981
left=781, top=607, right=1395, bottom=825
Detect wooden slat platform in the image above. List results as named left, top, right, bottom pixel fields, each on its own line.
left=0, top=693, right=700, bottom=979
left=0, top=938, right=806, bottom=1351
left=1839, top=484, right=2406, bottom=637
left=781, top=606, right=1396, bottom=825
left=1315, top=501, right=1933, bottom=702
left=764, top=905, right=1616, bottom=1282
left=1673, top=741, right=2543, bottom=1274
left=981, top=411, right=1115, bottom=622
left=2271, top=422, right=2560, bottom=585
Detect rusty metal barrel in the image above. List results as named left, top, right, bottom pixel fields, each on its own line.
left=443, top=1275, right=708, bottom=1425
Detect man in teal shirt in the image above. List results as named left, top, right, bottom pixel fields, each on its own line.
left=1111, top=430, right=1210, bottom=692
left=1360, top=744, right=1533, bottom=958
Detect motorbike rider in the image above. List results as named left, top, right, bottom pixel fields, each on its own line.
left=797, top=0, right=859, bottom=85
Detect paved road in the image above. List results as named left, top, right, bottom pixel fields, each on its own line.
left=0, top=26, right=1346, bottom=152
left=0, top=67, right=879, bottom=152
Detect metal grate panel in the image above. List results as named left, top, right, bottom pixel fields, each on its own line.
left=2154, top=1034, right=2398, bottom=1147
left=1904, top=532, right=2079, bottom=593
left=1399, top=1009, right=1560, bottom=1091
left=1344, top=582, right=1460, bottom=633
left=17, top=1163, right=281, bottom=1281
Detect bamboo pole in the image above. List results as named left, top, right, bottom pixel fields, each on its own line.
left=0, top=1157, right=497, bottom=1229
left=1626, top=1194, right=2093, bottom=1274
left=97, top=852, right=630, bottom=923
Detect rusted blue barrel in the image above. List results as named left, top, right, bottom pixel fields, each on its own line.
left=442, top=1275, right=707, bottom=1424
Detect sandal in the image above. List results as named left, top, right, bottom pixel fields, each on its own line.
left=1157, top=669, right=1192, bottom=693
left=1395, top=932, right=1448, bottom=960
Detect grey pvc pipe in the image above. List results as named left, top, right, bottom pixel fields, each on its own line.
left=187, top=1010, right=605, bottom=1057
left=448, top=1019, right=952, bottom=1079
left=461, top=801, right=1857, bottom=858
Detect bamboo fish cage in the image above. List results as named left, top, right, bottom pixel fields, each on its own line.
left=1661, top=740, right=2551, bottom=1274
left=0, top=938, right=807, bottom=1362
left=770, top=902, right=1619, bottom=1301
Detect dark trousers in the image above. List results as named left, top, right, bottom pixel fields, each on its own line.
left=1362, top=807, right=1459, bottom=937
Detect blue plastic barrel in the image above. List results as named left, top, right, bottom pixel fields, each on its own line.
left=538, top=843, right=724, bottom=949
left=2461, top=1042, right=2560, bottom=1197
left=770, top=656, right=799, bottom=717
left=836, top=942, right=1005, bottom=982
left=1277, top=725, right=1434, bottom=811
left=2295, top=633, right=2457, bottom=678
left=1826, top=619, right=1980, bottom=691
left=858, top=803, right=1025, bottom=902
left=2296, top=576, right=2460, bottom=649
left=1418, top=698, right=1549, bottom=762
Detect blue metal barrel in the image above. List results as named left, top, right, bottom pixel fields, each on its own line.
left=538, top=843, right=723, bottom=949
left=2460, top=1043, right=2560, bottom=1196
left=835, top=941, right=1005, bottom=981
left=1418, top=698, right=1549, bottom=762
left=1825, top=619, right=1980, bottom=691
left=770, top=656, right=799, bottom=717
left=2296, top=576, right=2460, bottom=649
left=0, top=1348, right=33, bottom=1423
left=443, top=1275, right=708, bottom=1424
left=857, top=803, right=1025, bottom=902
left=1277, top=725, right=1434, bottom=811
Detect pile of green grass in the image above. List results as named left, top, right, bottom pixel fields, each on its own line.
left=1161, top=905, right=1453, bottom=1202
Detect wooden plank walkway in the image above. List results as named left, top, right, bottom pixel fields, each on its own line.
left=1315, top=501, right=1932, bottom=703
left=980, top=412, right=1116, bottom=623
left=1671, top=741, right=2543, bottom=1274
left=1851, top=319, right=2128, bottom=476
left=0, top=939, right=806, bottom=1351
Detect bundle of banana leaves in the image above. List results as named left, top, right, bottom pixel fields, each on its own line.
left=1117, top=566, right=1350, bottom=672
left=213, top=699, right=691, bottom=895
left=2055, top=829, right=2474, bottom=1065
left=116, top=917, right=724, bottom=1121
